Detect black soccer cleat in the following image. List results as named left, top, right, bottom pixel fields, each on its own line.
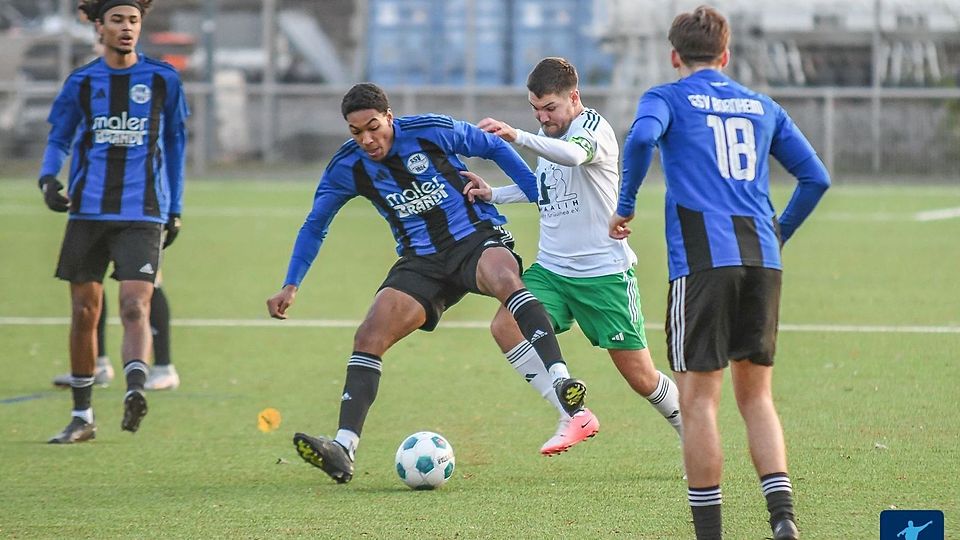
left=554, top=377, right=587, bottom=416
left=293, top=433, right=354, bottom=484
left=771, top=518, right=799, bottom=540
left=48, top=417, right=96, bottom=444
left=121, top=390, right=148, bottom=433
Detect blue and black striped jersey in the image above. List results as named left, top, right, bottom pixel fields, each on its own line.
left=284, top=114, right=538, bottom=287
left=40, top=54, right=189, bottom=223
left=619, top=69, right=829, bottom=280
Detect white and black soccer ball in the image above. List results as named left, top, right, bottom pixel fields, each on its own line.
left=394, top=431, right=455, bottom=490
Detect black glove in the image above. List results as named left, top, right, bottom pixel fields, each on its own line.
left=163, top=213, right=181, bottom=248
left=39, top=175, right=69, bottom=212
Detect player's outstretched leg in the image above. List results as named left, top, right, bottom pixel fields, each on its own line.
left=540, top=407, right=599, bottom=456
left=293, top=433, right=355, bottom=484
left=502, top=288, right=591, bottom=414
left=490, top=308, right=600, bottom=456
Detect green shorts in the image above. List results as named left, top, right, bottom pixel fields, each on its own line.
left=522, top=263, right=647, bottom=350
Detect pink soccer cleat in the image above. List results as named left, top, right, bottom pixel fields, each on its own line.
left=539, top=407, right=599, bottom=456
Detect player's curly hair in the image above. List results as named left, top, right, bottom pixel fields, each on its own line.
left=341, top=83, right=390, bottom=118
left=78, top=0, right=153, bottom=22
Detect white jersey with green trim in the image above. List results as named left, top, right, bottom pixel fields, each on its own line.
left=532, top=107, right=637, bottom=277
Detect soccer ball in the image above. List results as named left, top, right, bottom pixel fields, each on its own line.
left=394, top=431, right=455, bottom=490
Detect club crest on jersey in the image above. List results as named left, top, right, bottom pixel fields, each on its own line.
left=130, top=84, right=152, bottom=104
left=405, top=152, right=430, bottom=174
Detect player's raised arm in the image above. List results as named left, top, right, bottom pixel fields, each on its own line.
left=453, top=120, right=538, bottom=202
left=476, top=117, right=519, bottom=143
left=481, top=116, right=591, bottom=168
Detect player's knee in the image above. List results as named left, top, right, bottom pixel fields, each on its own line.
left=353, top=324, right=388, bottom=355
left=681, top=391, right=718, bottom=416
left=734, top=390, right=774, bottom=414
left=627, top=374, right=659, bottom=396
left=71, top=301, right=100, bottom=330
left=118, top=296, right=149, bottom=325
left=476, top=250, right=522, bottom=295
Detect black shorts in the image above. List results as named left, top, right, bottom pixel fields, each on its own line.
left=379, top=226, right=521, bottom=331
left=55, top=220, right=163, bottom=284
left=665, top=266, right=781, bottom=372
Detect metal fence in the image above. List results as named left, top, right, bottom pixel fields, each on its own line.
left=4, top=81, right=957, bottom=180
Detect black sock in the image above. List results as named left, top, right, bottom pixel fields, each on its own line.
left=97, top=290, right=107, bottom=357
left=70, top=374, right=95, bottom=411
left=124, top=360, right=148, bottom=392
left=761, top=473, right=795, bottom=525
left=505, top=289, right=562, bottom=367
left=337, top=352, right=382, bottom=436
left=150, top=287, right=171, bottom=366
left=689, top=485, right=723, bottom=540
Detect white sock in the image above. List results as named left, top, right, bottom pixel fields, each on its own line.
left=644, top=371, right=683, bottom=438
left=547, top=362, right=570, bottom=382
left=504, top=341, right=565, bottom=415
left=71, top=408, right=94, bottom=423
left=334, top=429, right=359, bottom=460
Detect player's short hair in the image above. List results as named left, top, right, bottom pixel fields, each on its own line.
left=526, top=57, right=579, bottom=98
left=668, top=5, right=730, bottom=66
left=341, top=83, right=390, bottom=118
left=78, top=0, right=152, bottom=22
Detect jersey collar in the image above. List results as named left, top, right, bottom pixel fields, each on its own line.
left=100, top=53, right=144, bottom=73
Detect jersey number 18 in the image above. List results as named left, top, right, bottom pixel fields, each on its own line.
left=706, top=114, right=757, bottom=181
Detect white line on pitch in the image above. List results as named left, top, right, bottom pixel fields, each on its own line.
left=914, top=207, right=960, bottom=222
left=5, top=203, right=945, bottom=223
left=1, top=317, right=958, bottom=334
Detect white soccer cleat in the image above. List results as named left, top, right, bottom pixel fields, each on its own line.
left=144, top=364, right=180, bottom=391
left=539, top=407, right=599, bottom=456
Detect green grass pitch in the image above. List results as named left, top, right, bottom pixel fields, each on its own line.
left=0, top=173, right=958, bottom=538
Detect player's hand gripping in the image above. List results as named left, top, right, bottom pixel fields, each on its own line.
left=609, top=212, right=634, bottom=240
left=39, top=175, right=70, bottom=212
left=477, top=117, right=518, bottom=143
left=460, top=171, right=493, bottom=203
left=267, top=284, right=298, bottom=320
left=163, top=213, right=182, bottom=248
